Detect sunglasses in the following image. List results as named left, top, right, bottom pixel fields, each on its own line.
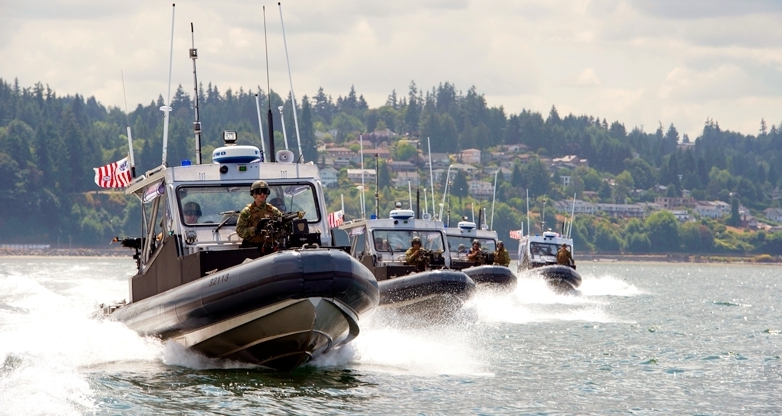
left=255, top=189, right=270, bottom=196
left=184, top=210, right=200, bottom=216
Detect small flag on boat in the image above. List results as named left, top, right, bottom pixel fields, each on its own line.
left=327, top=210, right=344, bottom=228
left=93, top=157, right=132, bottom=188
left=509, top=229, right=522, bottom=240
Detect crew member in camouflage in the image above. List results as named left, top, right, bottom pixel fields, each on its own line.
left=404, top=236, right=428, bottom=272
left=236, top=180, right=282, bottom=253
left=493, top=240, right=510, bottom=266
left=466, top=239, right=486, bottom=266
left=556, top=243, right=574, bottom=267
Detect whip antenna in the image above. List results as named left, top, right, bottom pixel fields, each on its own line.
left=161, top=3, right=176, bottom=165
left=278, top=2, right=303, bottom=161
left=189, top=22, right=203, bottom=165
left=263, top=6, right=276, bottom=162
left=120, top=70, right=136, bottom=178
left=254, top=93, right=266, bottom=160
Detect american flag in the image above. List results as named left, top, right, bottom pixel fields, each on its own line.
left=509, top=229, right=522, bottom=240
left=93, top=157, right=132, bottom=188
left=327, top=210, right=344, bottom=228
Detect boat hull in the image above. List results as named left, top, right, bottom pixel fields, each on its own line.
left=108, top=248, right=378, bottom=371
left=378, top=270, right=475, bottom=318
left=460, top=265, right=517, bottom=289
left=534, top=264, right=582, bottom=293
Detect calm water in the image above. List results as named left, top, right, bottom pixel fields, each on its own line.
left=0, top=257, right=780, bottom=415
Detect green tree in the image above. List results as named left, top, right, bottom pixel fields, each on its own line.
left=451, top=170, right=469, bottom=198
left=644, top=210, right=680, bottom=252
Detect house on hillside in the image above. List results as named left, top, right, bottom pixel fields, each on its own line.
left=654, top=196, right=695, bottom=209
left=346, top=169, right=376, bottom=184
left=467, top=180, right=494, bottom=198
left=323, top=147, right=358, bottom=167
left=320, top=167, right=339, bottom=188
left=393, top=171, right=421, bottom=188
left=763, top=207, right=782, bottom=222
left=459, top=148, right=481, bottom=165
left=550, top=155, right=588, bottom=169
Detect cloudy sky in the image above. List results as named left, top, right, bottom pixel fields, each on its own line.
left=2, top=0, right=782, bottom=139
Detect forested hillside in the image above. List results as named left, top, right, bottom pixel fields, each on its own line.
left=1, top=77, right=781, bottom=255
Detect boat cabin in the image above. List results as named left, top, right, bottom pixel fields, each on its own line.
left=338, top=208, right=450, bottom=280
left=121, top=132, right=330, bottom=302
left=518, top=230, right=574, bottom=269
left=444, top=220, right=497, bottom=269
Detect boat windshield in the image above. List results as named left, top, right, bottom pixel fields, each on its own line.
left=371, top=230, right=445, bottom=252
left=446, top=236, right=496, bottom=255
left=176, top=183, right=320, bottom=226
left=530, top=242, right=561, bottom=257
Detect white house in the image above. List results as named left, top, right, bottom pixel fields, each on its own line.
left=320, top=167, right=338, bottom=188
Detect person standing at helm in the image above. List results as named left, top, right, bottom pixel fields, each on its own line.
left=493, top=240, right=510, bottom=267
left=556, top=243, right=574, bottom=267
left=467, top=239, right=486, bottom=265
left=236, top=180, right=282, bottom=252
left=405, top=236, right=428, bottom=272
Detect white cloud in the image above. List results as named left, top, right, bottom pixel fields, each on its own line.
left=1, top=0, right=782, bottom=141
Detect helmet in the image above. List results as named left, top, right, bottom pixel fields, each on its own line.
left=250, top=180, right=270, bottom=195
left=472, top=239, right=481, bottom=247
left=412, top=236, right=422, bottom=244
left=497, top=240, right=504, bottom=247
left=183, top=201, right=202, bottom=216
left=561, top=243, right=568, bottom=247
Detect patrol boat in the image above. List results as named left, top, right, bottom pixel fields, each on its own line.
left=103, top=133, right=379, bottom=371
left=337, top=206, right=475, bottom=318
left=444, top=219, right=516, bottom=288
left=516, top=230, right=581, bottom=292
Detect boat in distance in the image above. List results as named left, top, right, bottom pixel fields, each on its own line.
left=336, top=207, right=476, bottom=318
left=517, top=230, right=581, bottom=293
left=444, top=219, right=516, bottom=289
left=103, top=135, right=378, bottom=371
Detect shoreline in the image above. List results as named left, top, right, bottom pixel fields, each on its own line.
left=2, top=248, right=780, bottom=265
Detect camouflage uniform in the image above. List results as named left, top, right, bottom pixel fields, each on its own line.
left=556, top=247, right=574, bottom=266
left=405, top=247, right=428, bottom=272
left=493, top=247, right=510, bottom=266
left=467, top=247, right=486, bottom=266
left=236, top=202, right=282, bottom=245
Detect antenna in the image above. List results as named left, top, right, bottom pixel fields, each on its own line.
left=427, top=137, right=435, bottom=217
left=189, top=22, right=203, bottom=165
left=359, top=134, right=365, bottom=218
left=120, top=70, right=136, bottom=178
left=439, top=165, right=453, bottom=221
left=161, top=3, right=176, bottom=166
left=408, top=180, right=413, bottom=210
left=374, top=153, right=380, bottom=219
left=490, top=169, right=499, bottom=230
left=278, top=2, right=303, bottom=161
left=263, top=6, right=276, bottom=162
left=254, top=93, right=266, bottom=160
left=278, top=105, right=289, bottom=149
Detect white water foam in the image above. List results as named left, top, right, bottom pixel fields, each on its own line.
left=0, top=259, right=163, bottom=416
left=310, top=309, right=491, bottom=376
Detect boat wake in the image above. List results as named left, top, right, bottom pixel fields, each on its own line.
left=309, top=310, right=491, bottom=376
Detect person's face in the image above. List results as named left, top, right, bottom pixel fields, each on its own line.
left=253, top=188, right=270, bottom=205
left=184, top=207, right=200, bottom=224
left=413, top=241, right=421, bottom=249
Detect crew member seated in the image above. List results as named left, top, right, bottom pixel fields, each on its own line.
left=236, top=180, right=282, bottom=254
left=182, top=201, right=202, bottom=225
left=404, top=236, right=428, bottom=272
left=466, top=239, right=486, bottom=266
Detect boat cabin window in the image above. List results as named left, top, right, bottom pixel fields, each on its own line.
left=372, top=230, right=445, bottom=252
left=176, top=183, right=321, bottom=225
left=530, top=242, right=561, bottom=257
left=446, top=236, right=496, bottom=255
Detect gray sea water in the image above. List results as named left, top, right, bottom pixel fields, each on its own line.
left=0, top=257, right=780, bottom=415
